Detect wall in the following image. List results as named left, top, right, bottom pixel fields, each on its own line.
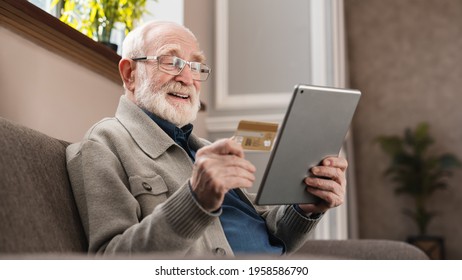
left=345, top=0, right=462, bottom=259
left=0, top=26, right=122, bottom=142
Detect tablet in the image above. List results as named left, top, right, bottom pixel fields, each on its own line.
left=255, top=84, right=361, bottom=205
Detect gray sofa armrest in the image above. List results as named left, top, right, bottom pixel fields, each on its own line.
left=295, top=239, right=428, bottom=259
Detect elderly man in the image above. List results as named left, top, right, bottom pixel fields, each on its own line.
left=66, top=20, right=348, bottom=257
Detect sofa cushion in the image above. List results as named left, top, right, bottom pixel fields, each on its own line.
left=0, top=118, right=87, bottom=253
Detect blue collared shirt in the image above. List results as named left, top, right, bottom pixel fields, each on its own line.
left=144, top=110, right=195, bottom=160
left=144, top=111, right=284, bottom=255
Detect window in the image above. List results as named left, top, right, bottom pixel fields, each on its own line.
left=2, top=0, right=184, bottom=83
left=28, top=0, right=57, bottom=14
left=1, top=0, right=120, bottom=82
left=27, top=0, right=184, bottom=55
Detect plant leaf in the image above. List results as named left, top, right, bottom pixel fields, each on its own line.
left=375, top=136, right=403, bottom=156
left=439, top=153, right=462, bottom=169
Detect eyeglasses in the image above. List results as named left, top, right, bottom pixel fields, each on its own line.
left=131, top=55, right=211, bottom=81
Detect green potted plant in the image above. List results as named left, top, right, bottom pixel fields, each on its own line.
left=376, top=122, right=461, bottom=259
left=52, top=0, right=154, bottom=50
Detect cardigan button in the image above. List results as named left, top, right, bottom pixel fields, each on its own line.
left=213, top=247, right=226, bottom=256
left=142, top=182, right=152, bottom=191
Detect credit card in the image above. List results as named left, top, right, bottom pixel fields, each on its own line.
left=234, top=120, right=279, bottom=151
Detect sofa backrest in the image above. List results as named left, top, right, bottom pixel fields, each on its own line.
left=0, top=117, right=87, bottom=253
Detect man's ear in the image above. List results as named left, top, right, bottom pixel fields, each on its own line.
left=119, top=58, right=136, bottom=92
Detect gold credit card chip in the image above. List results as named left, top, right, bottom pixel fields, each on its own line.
left=234, top=120, right=279, bottom=151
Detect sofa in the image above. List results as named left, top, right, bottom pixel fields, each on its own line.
left=0, top=117, right=428, bottom=259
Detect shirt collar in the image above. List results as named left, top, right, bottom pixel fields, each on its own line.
left=142, top=109, right=193, bottom=143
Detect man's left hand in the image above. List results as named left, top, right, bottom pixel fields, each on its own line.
left=297, top=156, right=348, bottom=214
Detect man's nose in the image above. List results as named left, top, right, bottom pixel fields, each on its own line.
left=175, top=63, right=194, bottom=86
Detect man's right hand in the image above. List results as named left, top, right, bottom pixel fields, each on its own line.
left=190, top=139, right=256, bottom=212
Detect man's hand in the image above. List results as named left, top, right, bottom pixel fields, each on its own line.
left=190, top=139, right=256, bottom=212
left=297, top=156, right=348, bottom=214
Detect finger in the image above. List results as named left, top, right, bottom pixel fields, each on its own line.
left=305, top=176, right=339, bottom=193
left=203, top=138, right=245, bottom=158
left=207, top=161, right=256, bottom=184
left=223, top=173, right=255, bottom=188
left=310, top=166, right=345, bottom=186
left=305, top=186, right=344, bottom=208
left=228, top=166, right=256, bottom=183
left=198, top=171, right=255, bottom=192
left=226, top=155, right=256, bottom=173
left=194, top=156, right=256, bottom=187
left=204, top=154, right=256, bottom=173
left=322, top=156, right=348, bottom=171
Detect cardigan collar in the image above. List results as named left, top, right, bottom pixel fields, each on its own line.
left=115, top=95, right=206, bottom=160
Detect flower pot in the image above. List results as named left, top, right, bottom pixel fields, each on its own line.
left=407, top=235, right=444, bottom=259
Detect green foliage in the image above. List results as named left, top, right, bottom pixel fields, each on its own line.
left=51, top=0, right=154, bottom=42
left=376, top=123, right=461, bottom=236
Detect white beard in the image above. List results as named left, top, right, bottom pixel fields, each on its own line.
left=134, top=65, right=200, bottom=127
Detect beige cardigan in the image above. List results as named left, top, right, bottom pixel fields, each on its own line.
left=66, top=95, right=320, bottom=257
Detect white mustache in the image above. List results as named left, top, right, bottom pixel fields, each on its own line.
left=158, top=81, right=196, bottom=97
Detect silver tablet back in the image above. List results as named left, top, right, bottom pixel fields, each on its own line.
left=255, top=84, right=361, bottom=205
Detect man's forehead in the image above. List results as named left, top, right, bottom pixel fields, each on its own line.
left=156, top=44, right=205, bottom=62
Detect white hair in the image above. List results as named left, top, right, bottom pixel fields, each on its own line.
left=121, top=20, right=197, bottom=59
